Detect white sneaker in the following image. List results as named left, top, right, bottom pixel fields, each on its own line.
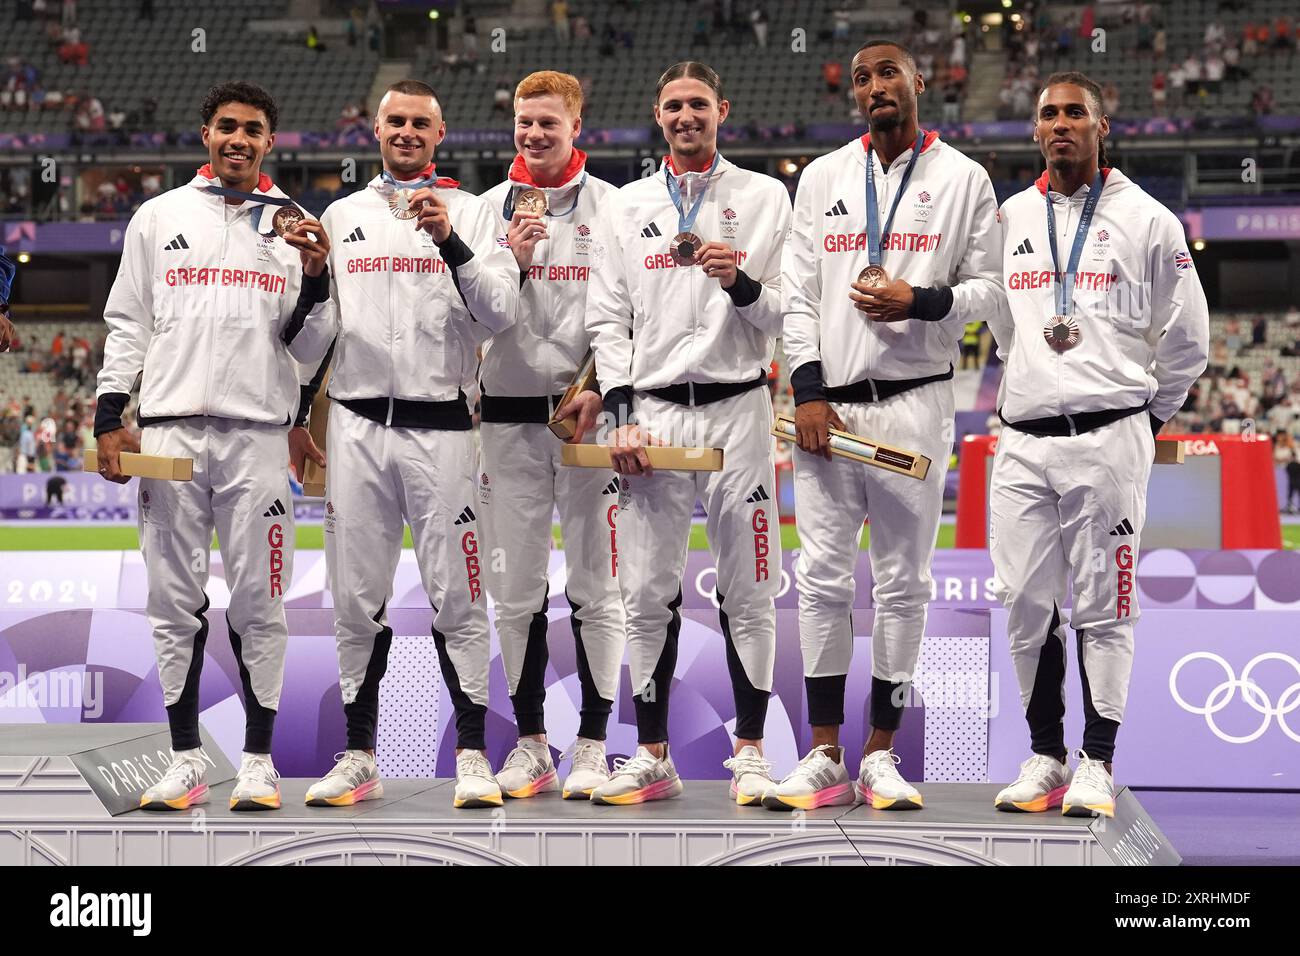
left=722, top=745, right=776, bottom=807
left=995, top=753, right=1069, bottom=813
left=230, top=752, right=281, bottom=811
left=856, top=749, right=923, bottom=810
left=454, top=750, right=503, bottom=809
left=140, top=749, right=208, bottom=811
left=560, top=738, right=609, bottom=800
left=1062, top=750, right=1116, bottom=818
left=762, top=743, right=855, bottom=811
left=305, top=750, right=384, bottom=807
left=590, top=744, right=684, bottom=805
left=496, top=737, right=559, bottom=799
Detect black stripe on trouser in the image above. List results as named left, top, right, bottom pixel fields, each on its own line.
left=430, top=608, right=487, bottom=751
left=344, top=604, right=393, bottom=751
left=569, top=592, right=614, bottom=741
left=165, top=594, right=210, bottom=752
left=227, top=614, right=277, bottom=754
left=1026, top=604, right=1068, bottom=760
left=806, top=609, right=852, bottom=726
left=868, top=675, right=910, bottom=732
left=717, top=591, right=770, bottom=740
left=633, top=587, right=682, bottom=743
left=1077, top=630, right=1121, bottom=763
left=510, top=590, right=550, bottom=737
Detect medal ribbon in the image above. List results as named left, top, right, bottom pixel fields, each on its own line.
left=665, top=152, right=721, bottom=236
left=864, top=130, right=925, bottom=268
left=1044, top=171, right=1104, bottom=319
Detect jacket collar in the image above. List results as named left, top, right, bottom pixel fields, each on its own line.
left=190, top=164, right=284, bottom=200
left=661, top=151, right=731, bottom=180
left=856, top=128, right=940, bottom=168
left=1035, top=166, right=1117, bottom=199
left=508, top=146, right=587, bottom=190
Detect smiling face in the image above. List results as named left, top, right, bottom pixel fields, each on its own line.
left=1035, top=82, right=1109, bottom=172
left=200, top=101, right=274, bottom=189
left=851, top=44, right=924, bottom=133
left=515, top=92, right=581, bottom=182
left=375, top=90, right=446, bottom=178
left=654, top=77, right=729, bottom=163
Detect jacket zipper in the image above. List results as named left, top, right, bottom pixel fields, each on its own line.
left=387, top=209, right=396, bottom=424
left=202, top=201, right=231, bottom=417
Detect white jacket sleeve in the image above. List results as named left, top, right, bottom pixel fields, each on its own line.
left=780, top=161, right=823, bottom=381
left=585, top=192, right=635, bottom=403
left=729, top=181, right=791, bottom=337
left=985, top=201, right=1015, bottom=362
left=442, top=194, right=518, bottom=335
left=94, top=204, right=155, bottom=432
left=946, top=166, right=1004, bottom=327
left=282, top=205, right=338, bottom=365
left=1147, top=213, right=1210, bottom=422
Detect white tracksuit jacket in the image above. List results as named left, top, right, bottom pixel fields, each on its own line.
left=585, top=153, right=791, bottom=743
left=314, top=169, right=520, bottom=753
left=94, top=166, right=336, bottom=751
left=989, top=168, right=1209, bottom=761
left=477, top=152, right=625, bottom=736
left=779, top=131, right=1002, bottom=732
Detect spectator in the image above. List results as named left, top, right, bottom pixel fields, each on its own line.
left=1224, top=43, right=1245, bottom=81
left=1251, top=84, right=1274, bottom=117
left=822, top=60, right=842, bottom=96
left=552, top=0, right=569, bottom=43
left=17, top=417, right=35, bottom=472
left=1182, top=54, right=1203, bottom=97
left=1151, top=71, right=1167, bottom=115
left=1205, top=53, right=1225, bottom=94
left=1204, top=20, right=1226, bottom=51
left=833, top=9, right=850, bottom=42
left=46, top=472, right=67, bottom=501
left=1273, top=16, right=1294, bottom=52
left=1242, top=23, right=1259, bottom=57
left=461, top=15, right=476, bottom=56
left=1251, top=315, right=1268, bottom=347
left=1153, top=27, right=1166, bottom=59
left=1168, top=63, right=1186, bottom=108
left=1277, top=432, right=1300, bottom=513
left=492, top=79, right=511, bottom=114
left=942, top=83, right=960, bottom=123
left=306, top=25, right=325, bottom=53
left=1136, top=19, right=1153, bottom=53
left=950, top=33, right=966, bottom=69
left=751, top=5, right=768, bottom=48
left=1102, top=81, right=1120, bottom=118
left=572, top=15, right=591, bottom=42
left=960, top=321, right=982, bottom=369
left=58, top=26, right=89, bottom=66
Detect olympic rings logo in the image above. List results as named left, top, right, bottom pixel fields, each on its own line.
left=1168, top=652, right=1300, bottom=744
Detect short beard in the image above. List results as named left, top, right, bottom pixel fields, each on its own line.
left=867, top=111, right=902, bottom=134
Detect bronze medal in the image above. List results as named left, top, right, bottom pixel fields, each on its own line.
left=388, top=188, right=420, bottom=220
left=514, top=188, right=549, bottom=217
left=857, top=264, right=889, bottom=288
left=272, top=205, right=305, bottom=238
left=670, top=231, right=702, bottom=266
left=1043, top=315, right=1082, bottom=352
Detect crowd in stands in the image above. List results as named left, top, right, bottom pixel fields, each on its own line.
left=0, top=325, right=102, bottom=475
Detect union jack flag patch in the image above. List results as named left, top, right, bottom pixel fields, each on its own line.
left=1174, top=251, right=1193, bottom=271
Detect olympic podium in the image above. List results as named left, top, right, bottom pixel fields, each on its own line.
left=0, top=724, right=1180, bottom=866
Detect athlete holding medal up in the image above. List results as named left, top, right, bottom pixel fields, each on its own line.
left=585, top=61, right=792, bottom=806
left=989, top=72, right=1208, bottom=818
left=772, top=40, right=1002, bottom=812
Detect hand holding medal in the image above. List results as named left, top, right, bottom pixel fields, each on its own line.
left=408, top=187, right=451, bottom=242
left=507, top=206, right=549, bottom=271
left=695, top=240, right=738, bottom=287
left=279, top=214, right=331, bottom=277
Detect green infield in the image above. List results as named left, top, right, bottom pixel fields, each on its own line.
left=0, top=521, right=1293, bottom=552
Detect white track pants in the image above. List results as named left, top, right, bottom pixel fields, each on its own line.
left=792, top=380, right=954, bottom=731
left=138, top=417, right=292, bottom=753
left=324, top=404, right=490, bottom=751
left=478, top=421, right=625, bottom=740
left=990, top=412, right=1154, bottom=762
left=618, top=387, right=779, bottom=743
